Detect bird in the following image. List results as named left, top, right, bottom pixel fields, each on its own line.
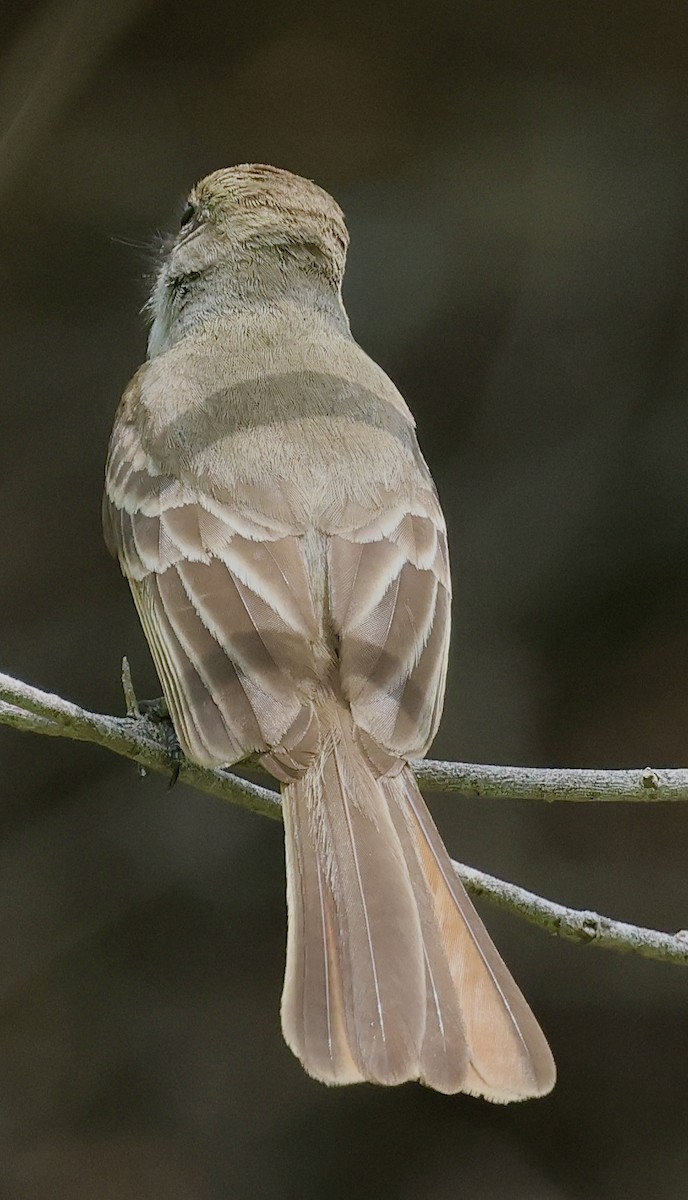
left=103, top=163, right=556, bottom=1099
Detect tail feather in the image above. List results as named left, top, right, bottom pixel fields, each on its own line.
left=281, top=707, right=426, bottom=1085
left=280, top=705, right=556, bottom=1099
left=282, top=794, right=359, bottom=1083
left=385, top=790, right=469, bottom=1094
left=397, top=767, right=556, bottom=1100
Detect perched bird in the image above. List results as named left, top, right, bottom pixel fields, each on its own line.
left=103, top=164, right=555, bottom=1099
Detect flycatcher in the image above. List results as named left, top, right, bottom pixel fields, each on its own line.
left=103, top=164, right=555, bottom=1099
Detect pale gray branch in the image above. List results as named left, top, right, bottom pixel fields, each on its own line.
left=417, top=758, right=688, bottom=802
left=1, top=668, right=686, bottom=967
left=457, top=863, right=688, bottom=965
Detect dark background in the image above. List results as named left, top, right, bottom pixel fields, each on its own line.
left=1, top=1, right=687, bottom=1196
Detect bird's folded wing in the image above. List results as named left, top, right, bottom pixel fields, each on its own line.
left=328, top=491, right=451, bottom=765
left=103, top=414, right=321, bottom=772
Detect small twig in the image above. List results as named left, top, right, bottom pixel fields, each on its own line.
left=0, top=697, right=62, bottom=736
left=120, top=656, right=140, bottom=718
left=0, top=668, right=686, bottom=967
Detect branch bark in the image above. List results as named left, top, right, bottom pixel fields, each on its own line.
left=1, top=669, right=686, bottom=967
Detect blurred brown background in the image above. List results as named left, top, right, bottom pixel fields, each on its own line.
left=1, top=1, right=688, bottom=1196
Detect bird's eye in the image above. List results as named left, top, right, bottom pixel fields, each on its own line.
left=180, top=203, right=195, bottom=229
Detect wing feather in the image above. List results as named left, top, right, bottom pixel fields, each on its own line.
left=131, top=575, right=242, bottom=764
left=328, top=539, right=406, bottom=631
left=104, top=415, right=319, bottom=769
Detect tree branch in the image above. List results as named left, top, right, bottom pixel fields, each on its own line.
left=458, top=863, right=688, bottom=965
left=1, top=669, right=686, bottom=967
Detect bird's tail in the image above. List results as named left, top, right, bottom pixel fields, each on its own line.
left=280, top=701, right=556, bottom=1099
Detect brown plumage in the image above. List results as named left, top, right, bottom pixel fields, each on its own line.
left=103, top=164, right=556, bottom=1098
